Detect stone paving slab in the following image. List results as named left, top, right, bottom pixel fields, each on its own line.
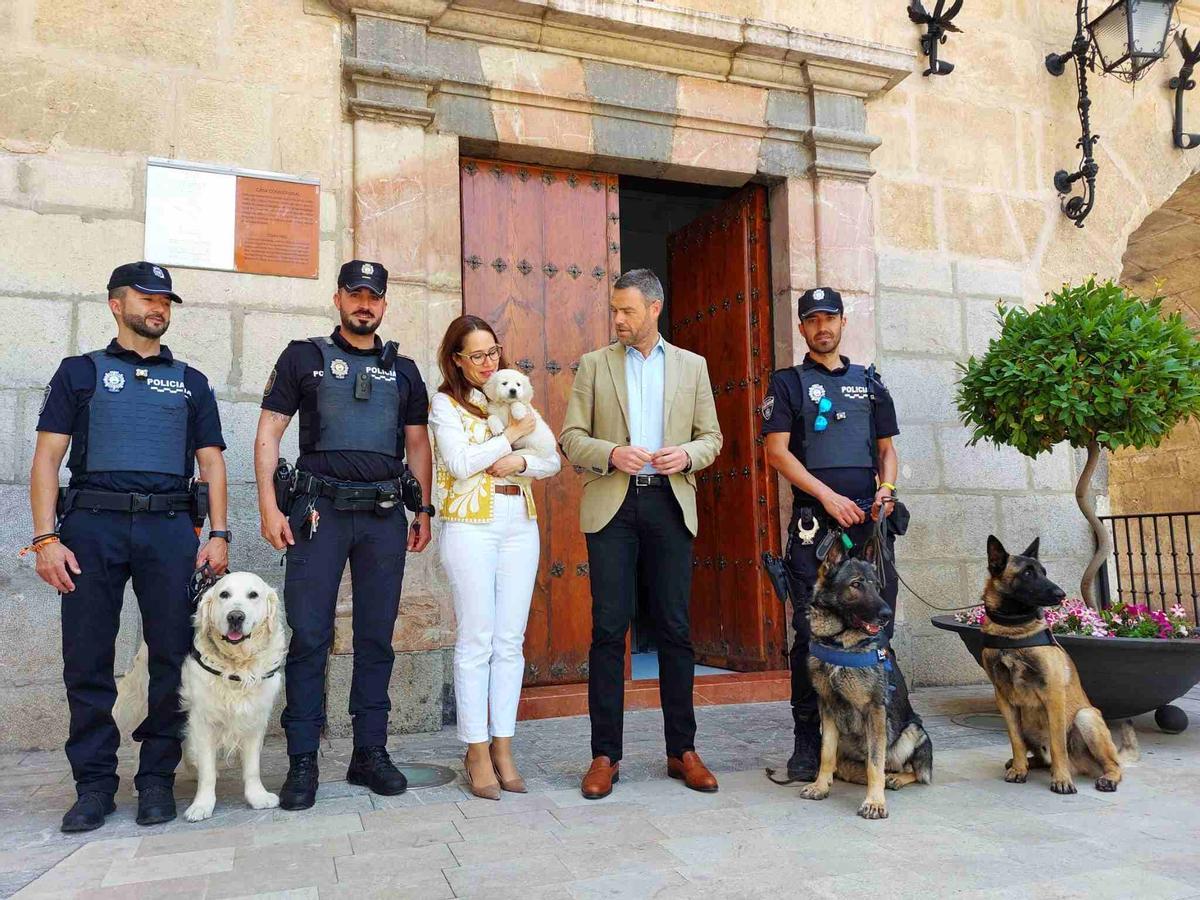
left=4, top=686, right=1200, bottom=899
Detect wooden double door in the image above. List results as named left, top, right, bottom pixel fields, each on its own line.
left=459, top=158, right=783, bottom=687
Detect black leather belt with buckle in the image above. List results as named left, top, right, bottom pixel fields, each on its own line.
left=633, top=474, right=667, bottom=488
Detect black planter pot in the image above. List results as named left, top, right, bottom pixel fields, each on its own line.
left=931, top=615, right=1200, bottom=731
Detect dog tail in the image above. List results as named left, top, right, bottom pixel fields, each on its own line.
left=112, top=642, right=150, bottom=740
left=1115, top=719, right=1139, bottom=765
left=910, top=727, right=934, bottom=785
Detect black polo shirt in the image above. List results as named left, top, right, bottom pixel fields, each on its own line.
left=261, top=327, right=429, bottom=483
left=761, top=354, right=899, bottom=510
left=37, top=339, right=225, bottom=493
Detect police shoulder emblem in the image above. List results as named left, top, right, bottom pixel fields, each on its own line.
left=808, top=383, right=825, bottom=403
left=361, top=263, right=374, bottom=275
left=263, top=367, right=277, bottom=397
left=330, top=358, right=350, bottom=379
left=102, top=370, right=125, bottom=393
left=39, top=384, right=51, bottom=414
left=760, top=395, right=775, bottom=419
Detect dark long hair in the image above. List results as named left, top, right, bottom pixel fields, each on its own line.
left=437, top=315, right=509, bottom=418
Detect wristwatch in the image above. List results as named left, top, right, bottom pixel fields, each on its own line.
left=208, top=530, right=232, bottom=544
left=417, top=505, right=436, bottom=518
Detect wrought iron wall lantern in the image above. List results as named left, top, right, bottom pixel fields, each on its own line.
left=1046, top=0, right=1178, bottom=226
left=1170, top=31, right=1200, bottom=150
left=907, top=1, right=964, bottom=76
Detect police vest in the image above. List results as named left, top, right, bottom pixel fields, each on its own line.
left=302, top=336, right=401, bottom=458
left=796, top=364, right=876, bottom=471
left=83, top=350, right=190, bottom=476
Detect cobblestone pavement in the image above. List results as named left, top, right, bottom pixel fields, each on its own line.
left=3, top=684, right=1199, bottom=899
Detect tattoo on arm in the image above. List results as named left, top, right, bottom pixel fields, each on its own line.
left=267, top=412, right=292, bottom=425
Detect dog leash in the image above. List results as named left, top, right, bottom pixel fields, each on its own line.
left=859, top=508, right=981, bottom=614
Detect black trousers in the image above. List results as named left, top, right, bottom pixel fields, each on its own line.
left=58, top=507, right=197, bottom=797
left=585, top=482, right=697, bottom=762
left=785, top=515, right=897, bottom=731
left=281, top=495, right=408, bottom=755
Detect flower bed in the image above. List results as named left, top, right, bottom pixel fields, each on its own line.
left=954, top=600, right=1194, bottom=640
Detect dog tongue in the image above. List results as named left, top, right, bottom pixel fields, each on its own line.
left=863, top=623, right=880, bottom=636
left=227, top=631, right=243, bottom=642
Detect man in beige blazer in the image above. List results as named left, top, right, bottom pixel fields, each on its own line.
left=559, top=268, right=722, bottom=800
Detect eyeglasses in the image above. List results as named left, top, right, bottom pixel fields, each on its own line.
left=814, top=397, right=833, bottom=431
left=457, top=345, right=503, bottom=365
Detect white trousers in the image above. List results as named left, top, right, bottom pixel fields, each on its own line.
left=440, top=493, right=540, bottom=744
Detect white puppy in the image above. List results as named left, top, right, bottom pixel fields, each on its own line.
left=113, top=572, right=287, bottom=822
left=482, top=368, right=558, bottom=461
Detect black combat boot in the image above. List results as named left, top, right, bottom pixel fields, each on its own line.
left=136, top=784, right=177, bottom=826
left=346, top=745, right=408, bottom=796
left=787, top=719, right=822, bottom=782
left=61, top=792, right=116, bottom=833
left=279, top=751, right=320, bottom=810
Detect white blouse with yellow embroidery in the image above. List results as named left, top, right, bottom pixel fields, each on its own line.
left=429, top=390, right=560, bottom=523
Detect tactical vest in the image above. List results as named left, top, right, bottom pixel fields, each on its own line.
left=303, top=336, right=401, bottom=457
left=83, top=350, right=190, bottom=476
left=798, top=363, right=876, bottom=470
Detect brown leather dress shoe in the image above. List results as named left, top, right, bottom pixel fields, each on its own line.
left=581, top=756, right=619, bottom=800
left=667, top=751, right=719, bottom=793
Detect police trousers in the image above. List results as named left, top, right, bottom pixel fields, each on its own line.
left=58, top=507, right=198, bottom=797
left=785, top=514, right=897, bottom=732
left=281, top=495, right=408, bottom=755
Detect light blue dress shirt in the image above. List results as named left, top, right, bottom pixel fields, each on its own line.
left=625, top=335, right=666, bottom=474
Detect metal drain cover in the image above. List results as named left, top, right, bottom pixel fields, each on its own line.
left=950, top=713, right=1008, bottom=732
left=398, top=764, right=458, bottom=788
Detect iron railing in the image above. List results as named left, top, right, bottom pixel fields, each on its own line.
left=1097, top=512, right=1200, bottom=621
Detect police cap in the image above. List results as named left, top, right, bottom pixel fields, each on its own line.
left=107, top=261, right=182, bottom=303
left=338, top=260, right=388, bottom=296
left=797, top=287, right=843, bottom=319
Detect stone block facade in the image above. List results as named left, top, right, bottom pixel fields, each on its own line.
left=0, top=0, right=1198, bottom=748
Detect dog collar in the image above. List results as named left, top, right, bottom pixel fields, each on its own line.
left=809, top=636, right=893, bottom=670
left=985, top=607, right=1042, bottom=627
left=981, top=629, right=1057, bottom=650
left=189, top=647, right=280, bottom=682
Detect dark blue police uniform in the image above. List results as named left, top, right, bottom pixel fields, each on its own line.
left=39, top=334, right=224, bottom=800
left=761, top=351, right=899, bottom=735
left=263, top=326, right=428, bottom=755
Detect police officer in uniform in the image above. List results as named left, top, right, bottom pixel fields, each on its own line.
left=29, top=262, right=229, bottom=832
left=761, top=287, right=901, bottom=783
left=255, top=259, right=433, bottom=810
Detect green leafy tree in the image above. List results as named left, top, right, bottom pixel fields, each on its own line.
left=956, top=278, right=1200, bottom=607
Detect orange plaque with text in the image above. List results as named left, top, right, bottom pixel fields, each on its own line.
left=233, top=176, right=319, bottom=278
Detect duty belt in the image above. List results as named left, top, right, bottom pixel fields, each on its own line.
left=61, top=488, right=192, bottom=514
left=293, top=471, right=401, bottom=511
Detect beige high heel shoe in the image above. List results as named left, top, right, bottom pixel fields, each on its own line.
left=463, top=752, right=501, bottom=801
left=489, top=745, right=528, bottom=794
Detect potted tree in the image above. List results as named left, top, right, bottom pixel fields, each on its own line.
left=932, top=278, right=1200, bottom=730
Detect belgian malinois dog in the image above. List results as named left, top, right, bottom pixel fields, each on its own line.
left=799, top=537, right=933, bottom=819
left=981, top=535, right=1138, bottom=794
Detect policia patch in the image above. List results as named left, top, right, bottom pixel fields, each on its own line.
left=760, top=394, right=774, bottom=419
left=263, top=367, right=277, bottom=398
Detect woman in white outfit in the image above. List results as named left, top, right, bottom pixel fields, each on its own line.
left=430, top=315, right=560, bottom=799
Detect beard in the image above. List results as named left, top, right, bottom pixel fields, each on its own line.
left=123, top=311, right=168, bottom=339
left=341, top=310, right=380, bottom=335
left=804, top=330, right=840, bottom=354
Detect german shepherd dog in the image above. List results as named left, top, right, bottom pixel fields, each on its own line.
left=799, top=538, right=933, bottom=819
left=982, top=536, right=1138, bottom=794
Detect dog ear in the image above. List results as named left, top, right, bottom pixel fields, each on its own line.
left=819, top=536, right=844, bottom=574
left=263, top=586, right=280, bottom=633
left=986, top=535, right=1008, bottom=576
left=193, top=581, right=217, bottom=629
left=1020, top=536, right=1040, bottom=560
left=861, top=536, right=879, bottom=565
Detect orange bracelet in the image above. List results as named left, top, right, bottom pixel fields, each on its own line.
left=18, top=535, right=60, bottom=558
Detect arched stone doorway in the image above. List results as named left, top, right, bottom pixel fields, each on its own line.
left=1114, top=172, right=1200, bottom=516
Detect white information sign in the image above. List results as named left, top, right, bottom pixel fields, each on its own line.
left=144, top=163, right=237, bottom=270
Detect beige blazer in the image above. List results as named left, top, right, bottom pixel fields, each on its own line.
left=558, top=340, right=723, bottom=535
